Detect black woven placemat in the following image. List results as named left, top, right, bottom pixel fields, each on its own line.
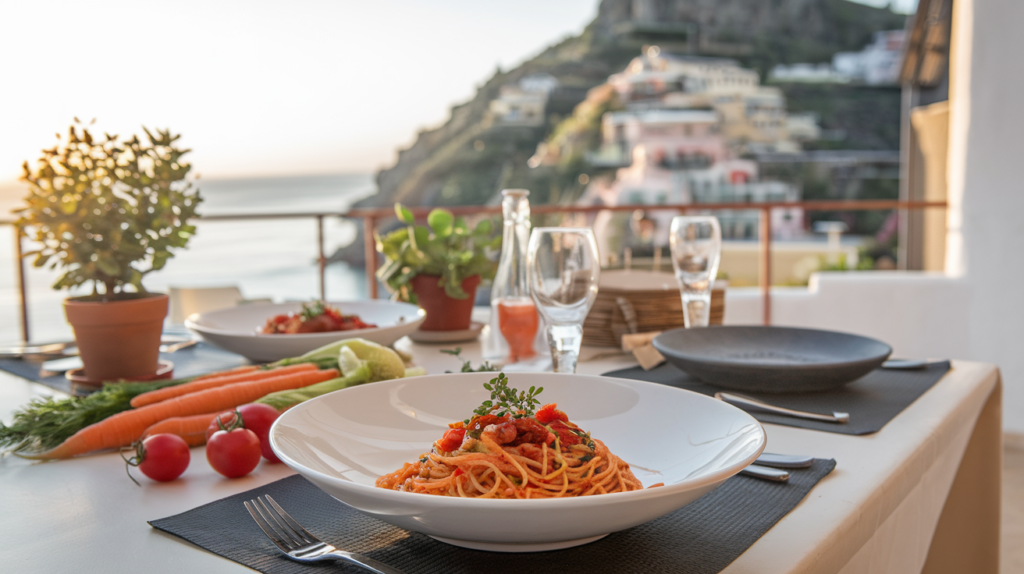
left=604, top=361, right=951, bottom=435
left=151, top=460, right=835, bottom=574
left=0, top=341, right=249, bottom=395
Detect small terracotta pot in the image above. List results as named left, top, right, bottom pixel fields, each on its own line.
left=411, top=274, right=481, bottom=331
left=64, top=293, right=169, bottom=381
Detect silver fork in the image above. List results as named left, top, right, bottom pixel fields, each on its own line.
left=244, top=495, right=405, bottom=574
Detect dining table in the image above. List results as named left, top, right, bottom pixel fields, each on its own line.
left=0, top=326, right=1002, bottom=574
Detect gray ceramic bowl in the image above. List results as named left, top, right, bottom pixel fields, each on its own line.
left=652, top=326, right=892, bottom=393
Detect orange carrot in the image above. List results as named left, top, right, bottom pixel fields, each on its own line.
left=190, top=365, right=259, bottom=382
left=141, top=411, right=222, bottom=447
left=27, top=368, right=338, bottom=459
left=130, top=363, right=317, bottom=408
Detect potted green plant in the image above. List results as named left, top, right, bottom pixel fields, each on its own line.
left=375, top=203, right=499, bottom=330
left=15, top=121, right=202, bottom=383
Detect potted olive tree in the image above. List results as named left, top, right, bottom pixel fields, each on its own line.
left=16, top=122, right=201, bottom=382
left=376, top=204, right=499, bottom=331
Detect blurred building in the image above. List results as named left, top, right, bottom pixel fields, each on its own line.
left=768, top=63, right=850, bottom=83
left=833, top=30, right=907, bottom=85
left=786, top=113, right=823, bottom=142
left=606, top=50, right=806, bottom=155
left=600, top=109, right=727, bottom=169
left=585, top=48, right=805, bottom=244
left=489, top=73, right=560, bottom=126
left=768, top=30, right=908, bottom=87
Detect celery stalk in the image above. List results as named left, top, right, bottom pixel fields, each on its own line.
left=256, top=364, right=372, bottom=411
left=404, top=366, right=427, bottom=377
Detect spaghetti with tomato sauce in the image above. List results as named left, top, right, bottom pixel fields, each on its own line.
left=376, top=394, right=654, bottom=499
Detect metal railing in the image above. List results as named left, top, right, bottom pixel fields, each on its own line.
left=3, top=199, right=947, bottom=343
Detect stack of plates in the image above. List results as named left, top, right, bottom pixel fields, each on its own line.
left=583, top=270, right=725, bottom=348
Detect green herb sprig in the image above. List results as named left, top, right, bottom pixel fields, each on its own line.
left=469, top=373, right=543, bottom=421
left=300, top=300, right=326, bottom=321
left=441, top=347, right=498, bottom=373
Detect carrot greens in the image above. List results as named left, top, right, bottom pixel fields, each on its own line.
left=0, top=378, right=190, bottom=454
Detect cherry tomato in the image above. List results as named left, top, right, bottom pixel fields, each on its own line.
left=237, top=403, right=282, bottom=463
left=127, top=434, right=190, bottom=483
left=535, top=403, right=568, bottom=424
left=436, top=428, right=466, bottom=452
left=206, top=410, right=239, bottom=443
left=205, top=405, right=281, bottom=463
left=206, top=427, right=261, bottom=478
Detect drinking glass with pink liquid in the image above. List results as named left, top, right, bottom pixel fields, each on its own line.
left=497, top=298, right=539, bottom=362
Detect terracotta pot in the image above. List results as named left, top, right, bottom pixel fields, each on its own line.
left=411, top=274, right=481, bottom=331
left=64, top=293, right=168, bottom=381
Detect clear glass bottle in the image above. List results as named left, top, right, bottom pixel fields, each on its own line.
left=486, top=189, right=540, bottom=362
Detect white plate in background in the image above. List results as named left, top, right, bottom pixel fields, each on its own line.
left=186, top=300, right=425, bottom=362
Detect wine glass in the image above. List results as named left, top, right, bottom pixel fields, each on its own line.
left=669, top=216, right=722, bottom=328
left=526, top=228, right=600, bottom=373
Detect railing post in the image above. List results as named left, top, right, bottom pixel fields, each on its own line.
left=316, top=215, right=326, bottom=301
left=14, top=225, right=30, bottom=343
left=759, top=207, right=772, bottom=326
left=363, top=216, right=378, bottom=299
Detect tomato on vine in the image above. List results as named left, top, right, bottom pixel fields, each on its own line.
left=206, top=410, right=261, bottom=478
left=123, top=433, right=190, bottom=485
left=205, top=404, right=281, bottom=463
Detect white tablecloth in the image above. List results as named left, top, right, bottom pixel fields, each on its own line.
left=0, top=339, right=1001, bottom=573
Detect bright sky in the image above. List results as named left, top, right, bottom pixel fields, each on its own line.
left=0, top=0, right=599, bottom=182
left=0, top=0, right=915, bottom=184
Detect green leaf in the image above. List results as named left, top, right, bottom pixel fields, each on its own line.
left=428, top=209, right=453, bottom=238
left=473, top=219, right=493, bottom=236
left=151, top=251, right=170, bottom=271
left=395, top=203, right=415, bottom=224
left=413, top=225, right=430, bottom=247
left=95, top=255, right=120, bottom=277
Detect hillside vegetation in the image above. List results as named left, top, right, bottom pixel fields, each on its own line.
left=358, top=0, right=907, bottom=210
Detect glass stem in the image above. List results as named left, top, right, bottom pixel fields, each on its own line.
left=546, top=324, right=583, bottom=373
left=681, top=290, right=711, bottom=328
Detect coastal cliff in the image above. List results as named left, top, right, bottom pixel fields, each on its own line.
left=336, top=0, right=906, bottom=267
left=359, top=0, right=905, bottom=212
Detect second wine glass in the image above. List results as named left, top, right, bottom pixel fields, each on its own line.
left=526, top=227, right=600, bottom=373
left=669, top=215, right=722, bottom=328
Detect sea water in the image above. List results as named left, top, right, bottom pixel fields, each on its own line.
left=0, top=173, right=375, bottom=344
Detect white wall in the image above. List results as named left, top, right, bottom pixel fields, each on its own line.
left=947, top=0, right=1024, bottom=433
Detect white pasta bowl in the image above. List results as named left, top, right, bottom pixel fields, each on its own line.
left=270, top=372, right=766, bottom=552
left=185, top=300, right=425, bottom=362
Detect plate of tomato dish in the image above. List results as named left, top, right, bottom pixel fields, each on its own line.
left=186, top=299, right=424, bottom=362
left=261, top=301, right=377, bottom=334
left=270, top=371, right=766, bottom=552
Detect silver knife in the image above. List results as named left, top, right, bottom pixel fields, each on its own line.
left=715, top=392, right=850, bottom=424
